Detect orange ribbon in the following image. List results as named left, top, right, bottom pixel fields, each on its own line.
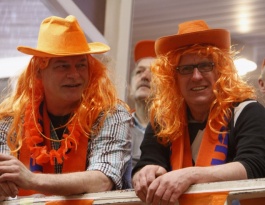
left=179, top=192, right=229, bottom=205
left=45, top=199, right=94, bottom=205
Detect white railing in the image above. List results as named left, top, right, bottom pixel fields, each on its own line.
left=2, top=178, right=265, bottom=205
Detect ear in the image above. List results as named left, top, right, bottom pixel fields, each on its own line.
left=35, top=68, right=42, bottom=79
left=258, top=79, right=265, bottom=93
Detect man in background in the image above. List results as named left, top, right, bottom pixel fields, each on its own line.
left=129, top=40, right=156, bottom=168
left=258, top=59, right=265, bottom=94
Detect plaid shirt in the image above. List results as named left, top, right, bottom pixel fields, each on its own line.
left=0, top=104, right=132, bottom=189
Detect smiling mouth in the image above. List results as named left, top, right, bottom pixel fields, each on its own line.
left=63, top=84, right=81, bottom=88
left=191, top=86, right=206, bottom=91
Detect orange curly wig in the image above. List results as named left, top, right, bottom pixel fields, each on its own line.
left=0, top=54, right=122, bottom=154
left=149, top=44, right=256, bottom=145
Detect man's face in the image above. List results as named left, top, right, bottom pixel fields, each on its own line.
left=176, top=53, right=218, bottom=108
left=130, top=58, right=155, bottom=102
left=258, top=69, right=265, bottom=93
left=39, top=55, right=89, bottom=109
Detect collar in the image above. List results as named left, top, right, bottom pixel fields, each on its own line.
left=132, top=112, right=146, bottom=133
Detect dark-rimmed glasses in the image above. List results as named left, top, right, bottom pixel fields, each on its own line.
left=176, top=62, right=215, bottom=75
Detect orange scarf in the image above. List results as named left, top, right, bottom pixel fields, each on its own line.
left=170, top=119, right=229, bottom=205
left=170, top=119, right=228, bottom=169
left=18, top=104, right=89, bottom=196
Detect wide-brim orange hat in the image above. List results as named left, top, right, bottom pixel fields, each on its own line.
left=134, top=40, right=156, bottom=63
left=17, top=15, right=110, bottom=57
left=155, top=20, right=230, bottom=56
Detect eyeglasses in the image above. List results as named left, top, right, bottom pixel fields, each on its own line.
left=176, top=62, right=215, bottom=75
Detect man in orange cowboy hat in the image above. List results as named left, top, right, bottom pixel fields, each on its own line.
left=129, top=40, right=156, bottom=169
left=0, top=15, right=131, bottom=199
left=132, top=20, right=265, bottom=204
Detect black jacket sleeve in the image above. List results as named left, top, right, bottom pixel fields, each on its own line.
left=132, top=123, right=171, bottom=176
left=231, top=101, right=265, bottom=178
left=132, top=102, right=265, bottom=179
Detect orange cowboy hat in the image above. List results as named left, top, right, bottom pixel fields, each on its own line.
left=134, top=40, right=156, bottom=63
left=155, top=20, right=230, bottom=56
left=17, top=15, right=110, bottom=57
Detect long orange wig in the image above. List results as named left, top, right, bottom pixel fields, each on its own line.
left=149, top=44, right=256, bottom=145
left=0, top=54, right=122, bottom=154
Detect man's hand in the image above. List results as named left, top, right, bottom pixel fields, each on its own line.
left=0, top=154, right=33, bottom=194
left=146, top=167, right=196, bottom=205
left=0, top=181, right=18, bottom=199
left=132, top=165, right=167, bottom=202
left=134, top=166, right=197, bottom=205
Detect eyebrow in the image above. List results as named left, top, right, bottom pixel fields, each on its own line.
left=53, top=58, right=87, bottom=64
left=53, top=60, right=67, bottom=64
left=78, top=58, right=87, bottom=62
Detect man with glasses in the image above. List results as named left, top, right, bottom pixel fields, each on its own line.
left=132, top=20, right=265, bottom=205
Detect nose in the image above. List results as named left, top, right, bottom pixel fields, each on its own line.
left=191, top=67, right=203, bottom=81
left=140, top=69, right=151, bottom=81
left=67, top=66, right=80, bottom=78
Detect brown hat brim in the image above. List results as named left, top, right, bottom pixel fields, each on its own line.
left=155, top=29, right=230, bottom=56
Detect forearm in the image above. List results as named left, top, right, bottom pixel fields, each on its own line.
left=191, top=162, right=247, bottom=184
left=29, top=170, right=113, bottom=196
